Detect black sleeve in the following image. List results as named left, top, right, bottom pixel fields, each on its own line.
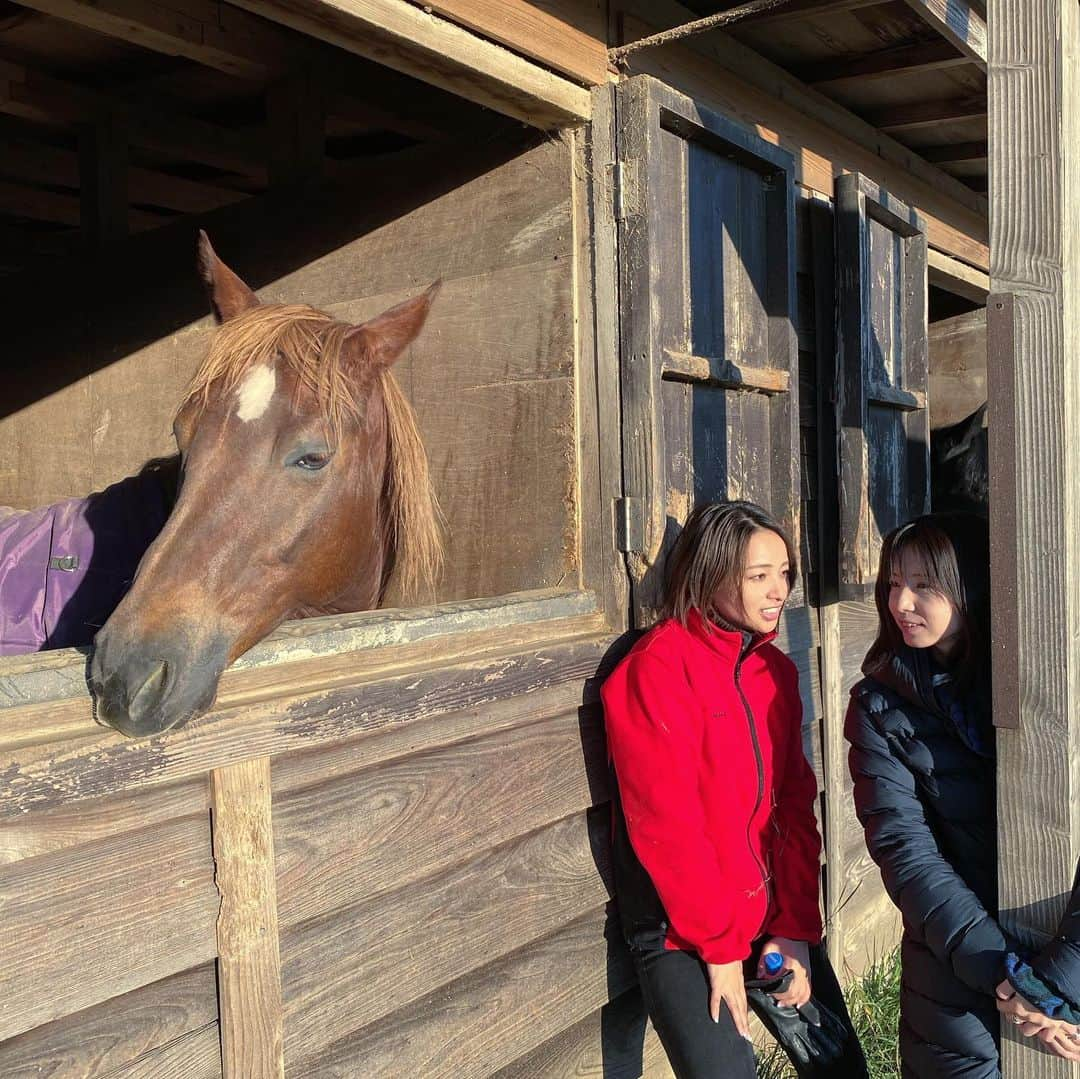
left=1029, top=861, right=1080, bottom=1008
left=845, top=695, right=1009, bottom=996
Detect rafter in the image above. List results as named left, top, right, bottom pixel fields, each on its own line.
left=0, top=136, right=247, bottom=212
left=0, top=178, right=165, bottom=229
left=721, top=0, right=890, bottom=25
left=868, top=96, right=986, bottom=132
left=0, top=61, right=266, bottom=180
left=11, top=0, right=293, bottom=80
left=796, top=39, right=968, bottom=86
left=899, top=0, right=986, bottom=69
left=919, top=140, right=988, bottom=164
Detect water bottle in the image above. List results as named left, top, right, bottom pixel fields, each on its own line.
left=763, top=951, right=785, bottom=976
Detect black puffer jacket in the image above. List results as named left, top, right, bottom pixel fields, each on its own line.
left=846, top=647, right=1008, bottom=1078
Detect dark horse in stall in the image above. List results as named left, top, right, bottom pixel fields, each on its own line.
left=930, top=403, right=988, bottom=516
left=1, top=232, right=443, bottom=738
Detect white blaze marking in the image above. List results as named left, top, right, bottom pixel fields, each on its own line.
left=235, top=364, right=276, bottom=422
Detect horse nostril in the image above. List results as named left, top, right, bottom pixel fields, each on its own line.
left=128, top=661, right=169, bottom=722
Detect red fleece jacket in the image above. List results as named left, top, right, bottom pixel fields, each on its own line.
left=602, top=610, right=823, bottom=964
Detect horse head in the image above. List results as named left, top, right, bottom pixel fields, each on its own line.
left=930, top=402, right=988, bottom=516
left=90, top=232, right=442, bottom=737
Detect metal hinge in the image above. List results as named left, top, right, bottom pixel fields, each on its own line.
left=615, top=496, right=645, bottom=553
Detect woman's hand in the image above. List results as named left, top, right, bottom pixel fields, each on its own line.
left=759, top=937, right=812, bottom=1007
left=995, top=979, right=1080, bottom=1061
left=706, top=960, right=750, bottom=1037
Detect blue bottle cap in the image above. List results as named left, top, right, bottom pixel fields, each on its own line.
left=763, top=952, right=785, bottom=975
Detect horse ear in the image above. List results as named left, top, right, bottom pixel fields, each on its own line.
left=344, top=281, right=441, bottom=370
left=197, top=230, right=259, bottom=323
left=941, top=402, right=988, bottom=461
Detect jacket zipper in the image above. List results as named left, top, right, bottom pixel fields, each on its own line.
left=734, top=646, right=772, bottom=932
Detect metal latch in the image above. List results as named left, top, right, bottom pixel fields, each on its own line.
left=615, top=497, right=645, bottom=553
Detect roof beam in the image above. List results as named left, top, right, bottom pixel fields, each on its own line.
left=0, top=60, right=266, bottom=179
left=226, top=0, right=591, bottom=128
left=0, top=177, right=164, bottom=229
left=11, top=0, right=293, bottom=80
left=868, top=96, right=986, bottom=132
left=919, top=140, right=988, bottom=164
left=720, top=0, right=889, bottom=26
left=0, top=136, right=247, bottom=212
left=927, top=246, right=988, bottom=302
left=796, top=39, right=969, bottom=86
left=899, top=0, right=986, bottom=70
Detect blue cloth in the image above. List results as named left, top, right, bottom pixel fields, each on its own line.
left=1005, top=953, right=1080, bottom=1024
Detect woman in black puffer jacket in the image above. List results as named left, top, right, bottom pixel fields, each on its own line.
left=846, top=513, right=1080, bottom=1076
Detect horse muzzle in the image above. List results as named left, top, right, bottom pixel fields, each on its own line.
left=90, top=625, right=230, bottom=738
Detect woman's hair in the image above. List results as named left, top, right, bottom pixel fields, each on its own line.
left=664, top=500, right=798, bottom=626
left=863, top=513, right=990, bottom=692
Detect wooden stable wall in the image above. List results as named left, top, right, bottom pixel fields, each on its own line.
left=0, top=593, right=673, bottom=1078
left=0, top=134, right=577, bottom=606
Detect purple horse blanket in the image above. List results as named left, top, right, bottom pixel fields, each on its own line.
left=0, top=461, right=176, bottom=655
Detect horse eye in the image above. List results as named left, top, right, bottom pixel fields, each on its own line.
left=294, top=452, right=332, bottom=472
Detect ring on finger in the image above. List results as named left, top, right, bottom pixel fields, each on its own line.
left=1012, top=1015, right=1024, bottom=1026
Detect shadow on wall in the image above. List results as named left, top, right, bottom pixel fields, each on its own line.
left=1, top=123, right=534, bottom=423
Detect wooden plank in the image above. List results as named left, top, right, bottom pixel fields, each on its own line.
left=989, top=0, right=1080, bottom=1073
left=490, top=985, right=675, bottom=1079
left=281, top=809, right=611, bottom=1065
left=79, top=112, right=129, bottom=249
left=293, top=906, right=634, bottom=1077
left=266, top=66, right=326, bottom=190
left=0, top=628, right=612, bottom=819
left=0, top=61, right=266, bottom=180
left=0, top=177, right=162, bottom=231
left=928, top=247, right=990, bottom=301
left=662, top=349, right=790, bottom=393
left=868, top=96, right=986, bottom=132
left=413, top=0, right=608, bottom=85
left=617, top=5, right=989, bottom=269
left=796, top=39, right=967, bottom=86
left=580, top=93, right=630, bottom=632
left=731, top=0, right=886, bottom=21
left=866, top=382, right=926, bottom=411
left=0, top=816, right=218, bottom=1041
left=0, top=775, right=208, bottom=864
left=272, top=707, right=608, bottom=929
left=929, top=307, right=986, bottom=428
left=900, top=0, right=987, bottom=69
left=211, top=757, right=284, bottom=1079
left=105, top=1022, right=222, bottom=1079
left=13, top=0, right=292, bottom=79
left=921, top=140, right=988, bottom=165
left=0, top=964, right=218, bottom=1078
left=227, top=0, right=591, bottom=129
left=0, top=591, right=598, bottom=738
left=0, top=136, right=246, bottom=213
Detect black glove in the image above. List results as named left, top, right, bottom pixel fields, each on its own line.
left=744, top=970, right=855, bottom=1078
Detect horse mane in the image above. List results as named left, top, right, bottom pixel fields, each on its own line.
left=179, top=303, right=443, bottom=601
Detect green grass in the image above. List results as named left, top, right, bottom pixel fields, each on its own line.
left=756, top=950, right=902, bottom=1079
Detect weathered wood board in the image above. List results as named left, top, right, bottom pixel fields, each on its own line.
left=929, top=307, right=986, bottom=428
left=0, top=134, right=577, bottom=607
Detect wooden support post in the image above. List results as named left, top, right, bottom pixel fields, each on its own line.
left=78, top=111, right=127, bottom=250
left=211, top=757, right=285, bottom=1079
left=990, top=1, right=1080, bottom=1076
left=266, top=67, right=325, bottom=190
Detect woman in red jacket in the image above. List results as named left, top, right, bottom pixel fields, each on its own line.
left=602, top=500, right=865, bottom=1077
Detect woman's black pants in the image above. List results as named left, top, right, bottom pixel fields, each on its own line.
left=629, top=931, right=868, bottom=1079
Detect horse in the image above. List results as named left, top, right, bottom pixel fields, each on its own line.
left=930, top=403, right=988, bottom=516
left=1, top=230, right=443, bottom=738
